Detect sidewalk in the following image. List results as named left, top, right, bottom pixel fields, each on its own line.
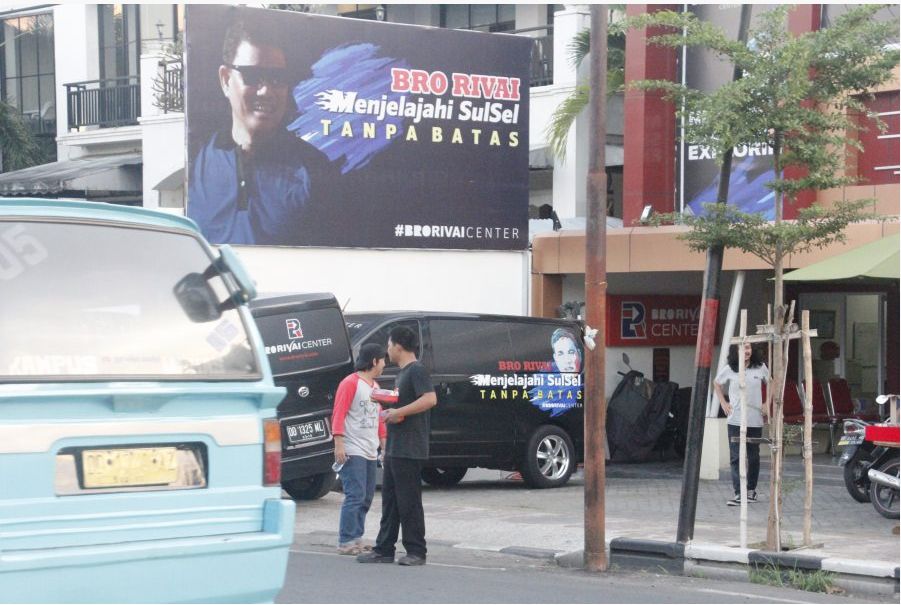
left=291, top=453, right=899, bottom=595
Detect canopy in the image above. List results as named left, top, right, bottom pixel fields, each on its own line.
left=0, top=153, right=141, bottom=195
left=784, top=233, right=900, bottom=282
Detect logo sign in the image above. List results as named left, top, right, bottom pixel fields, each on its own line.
left=607, top=295, right=714, bottom=347
left=286, top=319, right=303, bottom=340
left=620, top=301, right=646, bottom=339
left=185, top=5, right=530, bottom=250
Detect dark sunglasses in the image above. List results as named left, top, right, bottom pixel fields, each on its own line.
left=227, top=64, right=290, bottom=88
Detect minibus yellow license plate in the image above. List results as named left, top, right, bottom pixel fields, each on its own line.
left=82, top=447, right=179, bottom=488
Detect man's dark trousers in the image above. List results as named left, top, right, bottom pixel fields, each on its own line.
left=373, top=455, right=426, bottom=558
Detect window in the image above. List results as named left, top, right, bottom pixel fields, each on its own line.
left=98, top=4, right=140, bottom=81
left=359, top=319, right=421, bottom=369
left=337, top=4, right=385, bottom=21
left=441, top=5, right=515, bottom=33
left=430, top=320, right=513, bottom=374
left=0, top=220, right=259, bottom=380
left=0, top=12, right=56, bottom=140
left=256, top=308, right=352, bottom=376
left=857, top=91, right=900, bottom=186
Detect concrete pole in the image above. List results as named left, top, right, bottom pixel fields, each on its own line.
left=584, top=3, right=608, bottom=573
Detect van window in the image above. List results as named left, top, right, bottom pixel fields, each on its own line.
left=430, top=319, right=514, bottom=374
left=0, top=220, right=258, bottom=380
left=354, top=318, right=421, bottom=369
left=256, top=307, right=352, bottom=376
left=509, top=322, right=583, bottom=374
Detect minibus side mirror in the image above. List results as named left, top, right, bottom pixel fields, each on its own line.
left=174, top=272, right=222, bottom=323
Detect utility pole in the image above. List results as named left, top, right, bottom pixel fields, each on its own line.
left=584, top=3, right=608, bottom=573
left=675, top=4, right=751, bottom=544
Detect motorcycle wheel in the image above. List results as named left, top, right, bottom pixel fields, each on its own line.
left=842, top=449, right=872, bottom=503
left=868, top=457, right=900, bottom=519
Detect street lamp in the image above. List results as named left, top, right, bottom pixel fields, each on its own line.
left=375, top=5, right=385, bottom=21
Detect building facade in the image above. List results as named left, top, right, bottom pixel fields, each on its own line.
left=1, top=4, right=898, bottom=441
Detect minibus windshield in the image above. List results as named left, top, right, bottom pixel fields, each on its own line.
left=0, top=220, right=259, bottom=380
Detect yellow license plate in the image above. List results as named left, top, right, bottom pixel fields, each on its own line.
left=82, top=447, right=179, bottom=488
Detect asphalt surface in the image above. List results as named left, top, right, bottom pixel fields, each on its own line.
left=277, top=541, right=878, bottom=604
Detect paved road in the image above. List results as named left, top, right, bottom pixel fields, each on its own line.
left=277, top=541, right=879, bottom=604
left=289, top=454, right=899, bottom=563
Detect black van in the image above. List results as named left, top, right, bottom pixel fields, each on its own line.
left=345, top=312, right=585, bottom=488
left=251, top=293, right=353, bottom=499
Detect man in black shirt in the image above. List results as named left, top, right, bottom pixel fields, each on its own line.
left=357, top=326, right=436, bottom=566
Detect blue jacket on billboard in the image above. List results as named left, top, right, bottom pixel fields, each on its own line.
left=188, top=128, right=336, bottom=245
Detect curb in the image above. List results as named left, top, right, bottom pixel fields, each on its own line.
left=557, top=539, right=900, bottom=598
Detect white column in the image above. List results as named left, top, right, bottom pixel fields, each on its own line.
left=53, top=4, right=99, bottom=159
left=551, top=6, right=590, bottom=219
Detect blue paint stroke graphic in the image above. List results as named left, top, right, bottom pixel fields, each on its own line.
left=527, top=373, right=583, bottom=418
left=288, top=43, right=410, bottom=174
left=687, top=155, right=776, bottom=219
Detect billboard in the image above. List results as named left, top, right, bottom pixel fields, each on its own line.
left=680, top=5, right=777, bottom=219
left=185, top=5, right=530, bottom=250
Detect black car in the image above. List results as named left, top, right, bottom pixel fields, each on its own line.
left=345, top=312, right=585, bottom=488
left=251, top=293, right=353, bottom=499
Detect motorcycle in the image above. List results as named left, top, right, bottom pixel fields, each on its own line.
left=864, top=394, right=899, bottom=519
left=837, top=418, right=883, bottom=503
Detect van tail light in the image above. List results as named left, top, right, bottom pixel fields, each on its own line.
left=263, top=419, right=282, bottom=487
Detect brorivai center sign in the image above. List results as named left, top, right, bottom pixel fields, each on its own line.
left=607, top=295, right=718, bottom=347
left=185, top=5, right=530, bottom=250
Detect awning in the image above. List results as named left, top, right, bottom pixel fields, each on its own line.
left=783, top=233, right=900, bottom=282
left=0, top=152, right=142, bottom=195
left=153, top=167, right=185, bottom=191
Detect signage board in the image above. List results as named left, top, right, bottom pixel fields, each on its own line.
left=185, top=5, right=530, bottom=250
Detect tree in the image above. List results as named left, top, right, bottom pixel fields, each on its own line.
left=545, top=11, right=626, bottom=160
left=0, top=101, right=44, bottom=173
left=629, top=4, right=898, bottom=550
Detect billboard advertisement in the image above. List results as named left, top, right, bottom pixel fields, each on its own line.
left=185, top=5, right=530, bottom=250
left=606, top=295, right=715, bottom=347
left=680, top=5, right=777, bottom=219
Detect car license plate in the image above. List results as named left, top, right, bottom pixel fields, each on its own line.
left=286, top=419, right=328, bottom=445
left=82, top=447, right=179, bottom=488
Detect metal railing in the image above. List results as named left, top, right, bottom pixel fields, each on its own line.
left=157, top=59, right=183, bottom=114
left=65, top=76, right=140, bottom=130
left=513, top=25, right=554, bottom=88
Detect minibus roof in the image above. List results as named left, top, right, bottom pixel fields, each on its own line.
left=0, top=197, right=199, bottom=233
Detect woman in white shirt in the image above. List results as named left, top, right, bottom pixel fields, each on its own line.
left=714, top=343, right=769, bottom=506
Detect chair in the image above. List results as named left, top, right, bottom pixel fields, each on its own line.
left=782, top=379, right=804, bottom=424
left=828, top=378, right=880, bottom=422
left=802, top=380, right=838, bottom=452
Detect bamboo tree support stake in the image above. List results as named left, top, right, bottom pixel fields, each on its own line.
left=767, top=300, right=795, bottom=552
left=801, top=311, right=814, bottom=546
left=738, top=310, right=749, bottom=548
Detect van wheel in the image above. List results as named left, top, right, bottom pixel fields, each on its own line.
left=282, top=472, right=336, bottom=500
left=521, top=425, right=574, bottom=489
left=421, top=467, right=467, bottom=487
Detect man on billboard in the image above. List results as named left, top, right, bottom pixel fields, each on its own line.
left=188, top=20, right=336, bottom=245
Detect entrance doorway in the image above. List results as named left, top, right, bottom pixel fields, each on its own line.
left=798, top=292, right=886, bottom=414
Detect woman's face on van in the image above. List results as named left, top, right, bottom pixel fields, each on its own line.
left=553, top=336, right=581, bottom=373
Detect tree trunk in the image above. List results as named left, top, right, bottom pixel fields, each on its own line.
left=766, top=134, right=785, bottom=551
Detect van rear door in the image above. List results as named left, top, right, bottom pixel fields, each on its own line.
left=253, top=298, right=353, bottom=486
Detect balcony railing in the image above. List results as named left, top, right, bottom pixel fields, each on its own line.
left=65, top=76, right=140, bottom=130
left=514, top=25, right=554, bottom=88
left=156, top=59, right=183, bottom=114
